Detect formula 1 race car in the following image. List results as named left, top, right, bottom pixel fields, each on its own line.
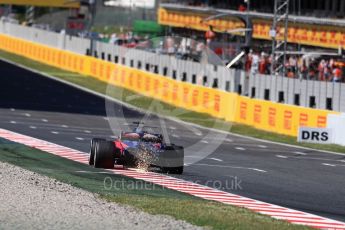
left=88, top=122, right=184, bottom=174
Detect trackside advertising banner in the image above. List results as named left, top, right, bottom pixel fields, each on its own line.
left=0, top=33, right=339, bottom=136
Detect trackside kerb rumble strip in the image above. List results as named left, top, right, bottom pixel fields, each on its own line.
left=0, top=128, right=344, bottom=230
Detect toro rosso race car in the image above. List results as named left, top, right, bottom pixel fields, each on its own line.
left=89, top=122, right=184, bottom=174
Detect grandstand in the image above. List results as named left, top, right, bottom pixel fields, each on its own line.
left=155, top=1, right=345, bottom=110
left=158, top=0, right=345, bottom=81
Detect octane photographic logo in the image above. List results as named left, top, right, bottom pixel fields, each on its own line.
left=103, top=176, right=242, bottom=191
left=105, top=36, right=235, bottom=167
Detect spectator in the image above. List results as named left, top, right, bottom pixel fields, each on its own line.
left=109, top=33, right=117, bottom=44
left=323, top=60, right=331, bottom=81
left=245, top=51, right=252, bottom=73
left=259, top=52, right=267, bottom=74
left=289, top=56, right=297, bottom=74
left=299, top=59, right=308, bottom=79
left=238, top=4, right=247, bottom=12
left=308, top=62, right=316, bottom=80
left=332, top=67, right=342, bottom=82
left=251, top=51, right=259, bottom=75
left=318, top=59, right=325, bottom=81
left=267, top=54, right=273, bottom=74
left=330, top=58, right=335, bottom=69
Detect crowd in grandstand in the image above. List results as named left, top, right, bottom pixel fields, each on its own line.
left=243, top=51, right=344, bottom=82
left=86, top=30, right=344, bottom=83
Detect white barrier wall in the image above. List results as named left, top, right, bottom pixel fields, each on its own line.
left=247, top=74, right=344, bottom=112
left=0, top=21, right=344, bottom=112
left=327, top=113, right=345, bottom=146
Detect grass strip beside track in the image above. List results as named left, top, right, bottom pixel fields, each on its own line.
left=0, top=50, right=344, bottom=154
left=0, top=138, right=311, bottom=229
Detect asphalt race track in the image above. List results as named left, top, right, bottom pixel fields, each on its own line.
left=1, top=59, right=345, bottom=221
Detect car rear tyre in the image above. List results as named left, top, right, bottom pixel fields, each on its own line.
left=89, top=138, right=105, bottom=165
left=94, top=140, right=116, bottom=169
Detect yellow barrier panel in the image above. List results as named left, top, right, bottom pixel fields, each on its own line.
left=234, top=97, right=336, bottom=136
left=0, top=33, right=338, bottom=137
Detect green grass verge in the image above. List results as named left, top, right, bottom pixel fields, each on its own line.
left=0, top=50, right=344, bottom=154
left=0, top=138, right=311, bottom=229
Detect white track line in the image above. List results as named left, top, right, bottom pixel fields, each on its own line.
left=294, top=151, right=307, bottom=155
left=322, top=163, right=336, bottom=167
left=193, top=163, right=266, bottom=173
left=208, top=157, right=223, bottom=162
left=235, top=147, right=245, bottom=151
left=276, top=155, right=288, bottom=159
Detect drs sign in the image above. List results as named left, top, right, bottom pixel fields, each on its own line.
left=298, top=127, right=333, bottom=144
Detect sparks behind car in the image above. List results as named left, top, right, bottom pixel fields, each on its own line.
left=89, top=123, right=184, bottom=174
